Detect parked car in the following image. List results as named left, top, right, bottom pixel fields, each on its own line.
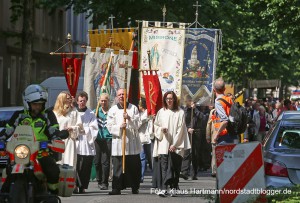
left=263, top=111, right=300, bottom=188
left=0, top=106, right=23, bottom=173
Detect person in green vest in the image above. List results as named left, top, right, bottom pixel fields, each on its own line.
left=94, top=93, right=112, bottom=190
left=0, top=84, right=69, bottom=194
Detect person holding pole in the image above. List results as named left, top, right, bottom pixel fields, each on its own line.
left=107, top=88, right=141, bottom=195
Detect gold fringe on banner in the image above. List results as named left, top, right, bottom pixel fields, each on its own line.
left=80, top=45, right=137, bottom=54
left=88, top=28, right=136, bottom=34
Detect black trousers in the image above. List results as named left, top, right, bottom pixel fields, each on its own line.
left=195, top=130, right=211, bottom=171
left=181, top=130, right=211, bottom=176
left=76, top=154, right=94, bottom=189
left=152, top=156, right=161, bottom=188
left=94, top=139, right=111, bottom=186
left=160, top=153, right=182, bottom=190
left=38, top=156, right=60, bottom=185
left=199, top=130, right=212, bottom=170
left=181, top=148, right=191, bottom=176
left=112, top=155, right=141, bottom=191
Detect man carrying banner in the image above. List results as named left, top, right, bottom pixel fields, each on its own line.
left=107, top=88, right=141, bottom=195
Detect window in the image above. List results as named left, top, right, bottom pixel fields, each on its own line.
left=275, top=129, right=300, bottom=149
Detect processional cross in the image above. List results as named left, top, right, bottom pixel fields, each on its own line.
left=193, top=1, right=201, bottom=28
left=66, top=65, right=75, bottom=85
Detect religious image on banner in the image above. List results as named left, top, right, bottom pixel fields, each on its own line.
left=61, top=54, right=83, bottom=97
left=94, top=49, right=113, bottom=100
left=86, top=28, right=136, bottom=109
left=181, top=28, right=221, bottom=105
left=83, top=47, right=102, bottom=109
left=140, top=21, right=185, bottom=99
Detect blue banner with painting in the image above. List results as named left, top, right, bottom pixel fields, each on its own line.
left=181, top=28, right=221, bottom=105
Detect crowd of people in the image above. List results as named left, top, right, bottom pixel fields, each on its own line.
left=1, top=80, right=298, bottom=197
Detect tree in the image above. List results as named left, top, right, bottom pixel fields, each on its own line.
left=9, top=0, right=35, bottom=101
left=209, top=0, right=300, bottom=94
left=25, top=0, right=300, bottom=95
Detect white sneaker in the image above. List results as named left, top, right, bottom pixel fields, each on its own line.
left=157, top=190, right=167, bottom=197
left=169, top=189, right=177, bottom=197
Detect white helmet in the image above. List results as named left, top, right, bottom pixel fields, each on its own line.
left=23, top=84, right=48, bottom=110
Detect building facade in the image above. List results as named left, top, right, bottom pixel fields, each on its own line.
left=0, top=1, right=90, bottom=106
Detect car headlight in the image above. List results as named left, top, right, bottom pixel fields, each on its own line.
left=14, top=145, right=30, bottom=159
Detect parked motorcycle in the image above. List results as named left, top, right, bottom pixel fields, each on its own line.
left=0, top=125, right=66, bottom=203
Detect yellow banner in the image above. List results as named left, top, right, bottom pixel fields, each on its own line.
left=89, top=28, right=135, bottom=53
left=224, top=84, right=234, bottom=96
left=235, top=94, right=243, bottom=105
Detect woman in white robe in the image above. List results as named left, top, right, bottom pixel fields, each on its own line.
left=53, top=91, right=82, bottom=167
left=153, top=91, right=191, bottom=197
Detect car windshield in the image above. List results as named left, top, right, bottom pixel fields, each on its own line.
left=275, top=127, right=300, bottom=149
left=0, top=111, right=15, bottom=126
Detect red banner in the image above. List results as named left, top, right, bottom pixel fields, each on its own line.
left=61, top=54, right=83, bottom=97
left=142, top=71, right=163, bottom=116
left=128, top=47, right=140, bottom=106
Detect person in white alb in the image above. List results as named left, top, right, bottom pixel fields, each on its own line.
left=138, top=98, right=154, bottom=183
left=152, top=91, right=191, bottom=197
left=74, top=91, right=98, bottom=194
left=53, top=91, right=82, bottom=167
left=107, top=88, right=142, bottom=195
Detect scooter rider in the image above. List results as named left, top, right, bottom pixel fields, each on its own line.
left=0, top=84, right=69, bottom=195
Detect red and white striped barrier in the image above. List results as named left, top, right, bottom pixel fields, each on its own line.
left=216, top=142, right=265, bottom=203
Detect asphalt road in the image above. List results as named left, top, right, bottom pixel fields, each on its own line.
left=60, top=170, right=216, bottom=203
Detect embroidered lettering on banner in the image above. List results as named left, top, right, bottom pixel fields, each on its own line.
left=148, top=81, right=156, bottom=109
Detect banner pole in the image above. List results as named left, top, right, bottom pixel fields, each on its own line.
left=122, top=60, right=129, bottom=173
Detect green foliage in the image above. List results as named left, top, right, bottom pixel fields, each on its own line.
left=10, top=0, right=23, bottom=23
left=266, top=185, right=300, bottom=202
left=14, top=0, right=300, bottom=88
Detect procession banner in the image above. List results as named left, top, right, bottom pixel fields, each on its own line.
left=61, top=54, right=83, bottom=97
left=83, top=47, right=133, bottom=108
left=128, top=42, right=140, bottom=106
left=89, top=28, right=135, bottom=53
left=181, top=28, right=221, bottom=105
left=110, top=50, right=133, bottom=101
left=142, top=71, right=163, bottom=116
left=83, top=47, right=108, bottom=109
left=94, top=49, right=113, bottom=103
left=140, top=21, right=185, bottom=99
